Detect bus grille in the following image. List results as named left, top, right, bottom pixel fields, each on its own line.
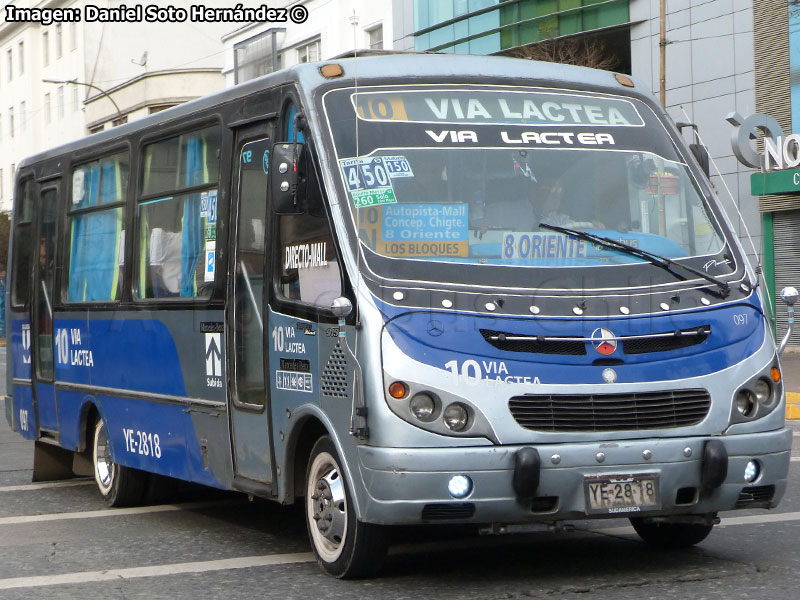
left=480, top=327, right=709, bottom=356
left=508, top=389, right=711, bottom=432
left=735, top=485, right=775, bottom=509
left=480, top=329, right=586, bottom=355
left=622, top=327, right=710, bottom=354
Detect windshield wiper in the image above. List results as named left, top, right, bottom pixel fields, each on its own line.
left=538, top=222, right=730, bottom=298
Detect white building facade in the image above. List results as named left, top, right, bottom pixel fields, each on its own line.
left=0, top=0, right=233, bottom=211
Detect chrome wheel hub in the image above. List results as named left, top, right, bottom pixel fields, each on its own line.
left=311, top=468, right=346, bottom=546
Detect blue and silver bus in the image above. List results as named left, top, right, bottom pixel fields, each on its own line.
left=6, top=54, right=796, bottom=578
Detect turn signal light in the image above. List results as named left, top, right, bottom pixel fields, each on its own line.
left=389, top=381, right=408, bottom=399
left=771, top=367, right=781, bottom=383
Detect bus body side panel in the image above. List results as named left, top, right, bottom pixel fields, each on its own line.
left=51, top=310, right=231, bottom=489
left=8, top=315, right=35, bottom=439
left=268, top=308, right=322, bottom=494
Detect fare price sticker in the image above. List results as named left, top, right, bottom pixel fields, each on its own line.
left=339, top=156, right=399, bottom=208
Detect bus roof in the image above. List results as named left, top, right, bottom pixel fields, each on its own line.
left=19, top=53, right=647, bottom=169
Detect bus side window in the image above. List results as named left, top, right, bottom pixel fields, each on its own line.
left=65, top=152, right=128, bottom=303
left=136, top=126, right=221, bottom=300
left=11, top=179, right=35, bottom=307
left=277, top=193, right=341, bottom=308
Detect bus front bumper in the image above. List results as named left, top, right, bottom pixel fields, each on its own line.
left=355, top=427, right=792, bottom=525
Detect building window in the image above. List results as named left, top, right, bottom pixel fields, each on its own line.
left=44, top=93, right=51, bottom=124
left=18, top=41, right=24, bottom=75
left=148, top=104, right=176, bottom=114
left=56, top=23, right=63, bottom=59
left=89, top=125, right=104, bottom=135
left=296, top=38, right=320, bottom=64
left=233, top=27, right=284, bottom=84
left=9, top=107, right=13, bottom=138
left=19, top=101, right=25, bottom=131
left=72, top=86, right=78, bottom=112
left=57, top=85, right=64, bottom=118
left=7, top=49, right=11, bottom=81
left=70, top=22, right=77, bottom=50
left=112, top=115, right=128, bottom=127
left=367, top=25, right=383, bottom=50
left=11, top=164, right=15, bottom=183
left=42, top=31, right=49, bottom=66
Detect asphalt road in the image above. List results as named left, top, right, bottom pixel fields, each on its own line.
left=1, top=346, right=799, bottom=598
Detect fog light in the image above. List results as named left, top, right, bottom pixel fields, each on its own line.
left=443, top=403, right=469, bottom=432
left=736, top=390, right=757, bottom=417
left=753, top=379, right=772, bottom=405
left=448, top=475, right=473, bottom=499
left=744, top=460, right=760, bottom=483
left=409, top=393, right=436, bottom=422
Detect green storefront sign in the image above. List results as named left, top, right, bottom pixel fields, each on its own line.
left=750, top=169, right=800, bottom=196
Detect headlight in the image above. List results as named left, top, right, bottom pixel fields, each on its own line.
left=409, top=393, right=437, bottom=422
left=443, top=403, right=469, bottom=432
left=735, top=390, right=757, bottom=417
left=753, top=379, right=773, bottom=406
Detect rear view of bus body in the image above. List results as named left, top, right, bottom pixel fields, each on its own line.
left=4, top=54, right=793, bottom=578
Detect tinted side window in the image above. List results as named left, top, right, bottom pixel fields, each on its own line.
left=66, top=152, right=128, bottom=303
left=136, top=126, right=221, bottom=300
left=11, top=179, right=35, bottom=307
left=141, top=126, right=221, bottom=196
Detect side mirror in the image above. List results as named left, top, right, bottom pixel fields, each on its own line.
left=778, top=286, right=798, bottom=355
left=271, top=142, right=307, bottom=215
left=781, top=286, right=799, bottom=307
left=690, top=143, right=711, bottom=178
left=330, top=296, right=353, bottom=318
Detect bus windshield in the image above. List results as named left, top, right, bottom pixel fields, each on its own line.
left=322, top=85, right=728, bottom=282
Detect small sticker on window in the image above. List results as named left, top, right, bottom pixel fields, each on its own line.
left=72, top=170, right=85, bottom=205
left=205, top=240, right=216, bottom=283
left=381, top=155, right=414, bottom=178
left=339, top=157, right=398, bottom=208
left=201, top=190, right=218, bottom=223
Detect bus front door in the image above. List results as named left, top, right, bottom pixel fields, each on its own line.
left=227, top=127, right=275, bottom=486
left=31, top=186, right=59, bottom=435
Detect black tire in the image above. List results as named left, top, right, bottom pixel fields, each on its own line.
left=630, top=517, right=714, bottom=549
left=305, top=436, right=388, bottom=578
left=92, top=418, right=147, bottom=507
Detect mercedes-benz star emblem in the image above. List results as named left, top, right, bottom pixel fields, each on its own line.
left=426, top=320, right=444, bottom=337
left=591, top=328, right=618, bottom=355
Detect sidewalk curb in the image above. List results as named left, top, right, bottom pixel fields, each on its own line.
left=786, top=392, right=800, bottom=420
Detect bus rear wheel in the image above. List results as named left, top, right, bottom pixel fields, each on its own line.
left=630, top=517, right=714, bottom=549
left=305, top=436, right=387, bottom=578
left=92, top=418, right=146, bottom=507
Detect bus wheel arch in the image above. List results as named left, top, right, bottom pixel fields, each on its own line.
left=286, top=416, right=328, bottom=503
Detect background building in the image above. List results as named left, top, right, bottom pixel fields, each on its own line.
left=0, top=0, right=232, bottom=212
left=221, top=0, right=391, bottom=86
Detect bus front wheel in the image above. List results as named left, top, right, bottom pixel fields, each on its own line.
left=305, top=436, right=387, bottom=578
left=92, top=418, right=146, bottom=507
left=630, top=516, right=714, bottom=548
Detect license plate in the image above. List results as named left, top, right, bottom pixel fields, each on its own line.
left=584, top=474, right=660, bottom=515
